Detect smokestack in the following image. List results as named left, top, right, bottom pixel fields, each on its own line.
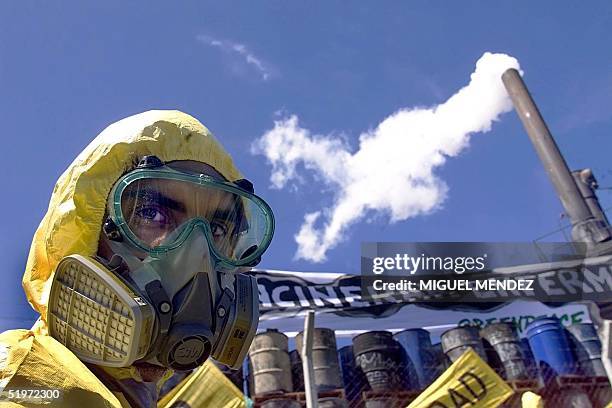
left=501, top=68, right=610, bottom=247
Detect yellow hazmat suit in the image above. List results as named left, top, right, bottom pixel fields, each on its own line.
left=0, top=111, right=247, bottom=407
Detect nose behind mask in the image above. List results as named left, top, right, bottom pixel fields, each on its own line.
left=137, top=225, right=220, bottom=301
left=47, top=225, right=259, bottom=371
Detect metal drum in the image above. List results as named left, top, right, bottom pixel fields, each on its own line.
left=261, top=399, right=301, bottom=408
left=431, top=342, right=450, bottom=375
left=520, top=338, right=539, bottom=379
left=566, top=323, right=607, bottom=377
left=289, top=349, right=305, bottom=392
left=552, top=387, right=593, bottom=408
left=440, top=326, right=487, bottom=362
left=318, top=397, right=349, bottom=408
left=352, top=331, right=406, bottom=391
left=480, top=323, right=528, bottom=380
left=295, top=328, right=343, bottom=391
left=248, top=329, right=293, bottom=395
left=364, top=397, right=395, bottom=408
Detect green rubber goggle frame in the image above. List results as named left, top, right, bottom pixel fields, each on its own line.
left=107, top=166, right=275, bottom=268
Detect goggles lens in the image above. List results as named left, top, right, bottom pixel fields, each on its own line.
left=111, top=169, right=273, bottom=265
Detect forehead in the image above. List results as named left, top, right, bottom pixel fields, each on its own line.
left=125, top=178, right=235, bottom=208
left=121, top=159, right=237, bottom=213
left=166, top=160, right=227, bottom=181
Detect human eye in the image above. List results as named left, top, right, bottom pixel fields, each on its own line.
left=210, top=220, right=229, bottom=239
left=135, top=205, right=170, bottom=225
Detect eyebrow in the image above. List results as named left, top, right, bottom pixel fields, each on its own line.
left=126, top=188, right=187, bottom=213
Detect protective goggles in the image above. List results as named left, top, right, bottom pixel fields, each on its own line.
left=106, top=158, right=274, bottom=267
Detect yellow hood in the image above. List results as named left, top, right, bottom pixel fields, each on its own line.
left=23, top=110, right=242, bottom=330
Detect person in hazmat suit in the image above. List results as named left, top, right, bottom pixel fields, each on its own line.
left=0, top=110, right=275, bottom=408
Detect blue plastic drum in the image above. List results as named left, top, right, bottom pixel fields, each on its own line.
left=338, top=345, right=368, bottom=403
left=393, top=329, right=437, bottom=389
left=525, top=317, right=578, bottom=379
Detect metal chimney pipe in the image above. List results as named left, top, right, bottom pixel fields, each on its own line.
left=501, top=69, right=592, bottom=224
left=502, top=69, right=610, bottom=246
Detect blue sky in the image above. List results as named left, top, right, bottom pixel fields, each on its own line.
left=1, top=2, right=612, bottom=330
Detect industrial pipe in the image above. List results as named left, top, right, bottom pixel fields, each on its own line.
left=502, top=68, right=610, bottom=246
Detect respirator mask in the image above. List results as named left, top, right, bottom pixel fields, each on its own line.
left=47, top=156, right=274, bottom=371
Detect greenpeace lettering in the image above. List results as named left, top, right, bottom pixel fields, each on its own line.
left=457, top=311, right=586, bottom=334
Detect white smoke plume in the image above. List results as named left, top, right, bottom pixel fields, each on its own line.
left=252, top=52, right=521, bottom=262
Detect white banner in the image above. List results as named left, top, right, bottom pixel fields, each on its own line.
left=251, top=267, right=594, bottom=339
